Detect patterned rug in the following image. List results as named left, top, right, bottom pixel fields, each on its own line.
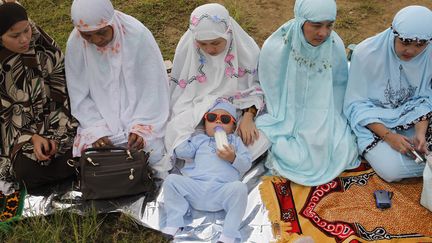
left=0, top=189, right=25, bottom=229
left=260, top=163, right=432, bottom=243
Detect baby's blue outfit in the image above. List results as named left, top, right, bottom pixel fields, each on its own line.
left=163, top=133, right=252, bottom=239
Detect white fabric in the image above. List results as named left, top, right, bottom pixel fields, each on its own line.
left=165, top=3, right=264, bottom=163
left=421, top=156, right=432, bottom=212
left=65, top=0, right=170, bottom=172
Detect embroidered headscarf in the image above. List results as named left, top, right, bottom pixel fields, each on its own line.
left=0, top=2, right=27, bottom=36
left=256, top=0, right=359, bottom=186
left=65, top=0, right=170, bottom=173
left=164, top=3, right=263, bottom=160
left=344, top=5, right=432, bottom=154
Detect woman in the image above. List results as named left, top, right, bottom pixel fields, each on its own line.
left=166, top=3, right=269, bottom=165
left=0, top=2, right=77, bottom=191
left=256, top=0, right=360, bottom=186
left=65, top=0, right=170, bottom=175
left=344, top=6, right=432, bottom=182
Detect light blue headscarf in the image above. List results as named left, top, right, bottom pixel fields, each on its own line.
left=256, top=0, right=360, bottom=186
left=344, top=6, right=432, bottom=154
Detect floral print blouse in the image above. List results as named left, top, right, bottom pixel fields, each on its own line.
left=0, top=24, right=77, bottom=182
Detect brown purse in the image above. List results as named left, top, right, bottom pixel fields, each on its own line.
left=77, top=147, right=155, bottom=200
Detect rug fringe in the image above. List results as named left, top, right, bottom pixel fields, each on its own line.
left=260, top=176, right=296, bottom=242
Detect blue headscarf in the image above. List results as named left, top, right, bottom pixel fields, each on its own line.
left=256, top=0, right=359, bottom=186
left=344, top=6, right=432, bottom=154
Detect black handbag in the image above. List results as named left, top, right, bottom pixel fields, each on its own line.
left=76, top=147, right=155, bottom=200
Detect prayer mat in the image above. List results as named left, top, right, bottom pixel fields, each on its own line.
left=0, top=189, right=25, bottom=229
left=260, top=163, right=432, bottom=243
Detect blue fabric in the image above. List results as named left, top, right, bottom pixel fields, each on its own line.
left=392, top=6, right=432, bottom=41
left=255, top=0, right=359, bottom=186
left=174, top=133, right=252, bottom=182
left=344, top=6, right=432, bottom=154
left=163, top=174, right=247, bottom=239
left=209, top=99, right=238, bottom=120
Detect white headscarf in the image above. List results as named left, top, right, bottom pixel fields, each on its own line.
left=65, top=0, right=170, bottom=170
left=165, top=3, right=263, bottom=158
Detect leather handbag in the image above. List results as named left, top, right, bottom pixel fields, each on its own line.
left=76, top=147, right=155, bottom=200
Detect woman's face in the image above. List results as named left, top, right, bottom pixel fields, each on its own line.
left=196, top=37, right=227, bottom=56
left=302, top=21, right=334, bottom=46
left=394, top=38, right=428, bottom=61
left=1, top=20, right=32, bottom=53
left=79, top=25, right=114, bottom=47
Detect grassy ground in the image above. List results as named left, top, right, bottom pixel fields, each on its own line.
left=1, top=209, right=170, bottom=242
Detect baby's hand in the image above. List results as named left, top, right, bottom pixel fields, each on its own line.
left=217, top=144, right=236, bottom=163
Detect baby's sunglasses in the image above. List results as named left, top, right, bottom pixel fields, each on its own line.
left=204, top=112, right=236, bottom=125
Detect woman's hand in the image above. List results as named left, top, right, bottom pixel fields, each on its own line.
left=92, top=136, right=113, bottom=148
left=385, top=133, right=414, bottom=155
left=31, top=134, right=57, bottom=161
left=413, top=133, right=428, bottom=155
left=237, top=112, right=259, bottom=146
left=413, top=120, right=429, bottom=154
left=217, top=144, right=236, bottom=163
left=128, top=133, right=145, bottom=150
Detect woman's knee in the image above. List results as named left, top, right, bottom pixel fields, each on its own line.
left=365, top=153, right=404, bottom=182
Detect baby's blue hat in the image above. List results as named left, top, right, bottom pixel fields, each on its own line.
left=209, top=100, right=237, bottom=121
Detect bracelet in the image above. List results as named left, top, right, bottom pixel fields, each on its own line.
left=381, top=130, right=392, bottom=141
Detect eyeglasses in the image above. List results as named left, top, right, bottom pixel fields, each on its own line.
left=204, top=112, right=236, bottom=124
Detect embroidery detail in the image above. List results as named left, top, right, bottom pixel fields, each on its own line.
left=290, top=48, right=332, bottom=70
left=75, top=18, right=109, bottom=31
left=171, top=34, right=257, bottom=88
left=371, top=65, right=417, bottom=109
left=189, top=14, right=229, bottom=29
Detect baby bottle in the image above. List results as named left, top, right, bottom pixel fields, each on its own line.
left=214, top=126, right=228, bottom=150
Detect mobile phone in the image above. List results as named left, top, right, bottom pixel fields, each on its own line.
left=409, top=150, right=425, bottom=164
left=374, top=190, right=393, bottom=209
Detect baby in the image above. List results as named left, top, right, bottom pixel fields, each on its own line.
left=161, top=100, right=252, bottom=243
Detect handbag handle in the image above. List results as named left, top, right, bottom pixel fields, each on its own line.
left=83, top=146, right=128, bottom=153
left=83, top=146, right=135, bottom=160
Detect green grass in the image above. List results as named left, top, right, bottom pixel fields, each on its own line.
left=0, top=209, right=169, bottom=242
